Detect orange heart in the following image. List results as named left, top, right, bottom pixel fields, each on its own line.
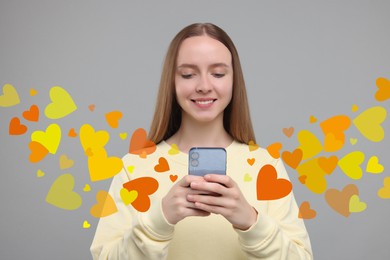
left=318, top=156, right=338, bottom=174
left=123, top=177, right=159, bottom=212
left=9, top=117, right=27, bottom=135
left=88, top=104, right=95, bottom=112
left=298, top=175, right=307, bottom=184
left=256, top=164, right=292, bottom=200
left=325, top=184, right=359, bottom=217
left=22, top=104, right=39, bottom=122
left=267, top=142, right=282, bottom=159
left=28, top=141, right=49, bottom=163
left=170, top=175, right=178, bottom=182
left=323, top=133, right=344, bottom=152
left=281, top=148, right=303, bottom=169
left=375, top=77, right=390, bottom=101
left=105, top=111, right=122, bottom=128
left=154, top=157, right=170, bottom=172
left=282, top=127, right=294, bottom=138
left=310, top=115, right=317, bottom=123
left=68, top=128, right=77, bottom=138
left=320, top=115, right=351, bottom=152
left=247, top=158, right=255, bottom=166
left=129, top=128, right=156, bottom=156
left=298, top=201, right=317, bottom=219
left=90, top=190, right=118, bottom=218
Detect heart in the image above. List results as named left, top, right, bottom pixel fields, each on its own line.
left=244, top=173, right=252, bottom=182
left=350, top=138, right=357, bottom=145
left=87, top=148, right=123, bottom=182
left=127, top=165, right=135, bottom=174
left=105, top=111, right=122, bottom=128
left=45, top=174, right=82, bottom=210
left=298, top=201, right=316, bottom=219
left=247, top=158, right=255, bottom=166
left=168, top=144, right=180, bottom=155
left=0, top=84, right=20, bottom=107
left=320, top=115, right=351, bottom=152
left=281, top=148, right=303, bottom=169
left=28, top=141, right=49, bottom=163
left=44, top=86, right=77, bottom=119
left=83, top=184, right=91, bottom=192
left=338, top=151, right=365, bottom=180
left=120, top=188, right=138, bottom=205
left=68, top=128, right=77, bottom=138
left=37, top=169, right=45, bottom=178
left=256, top=164, right=292, bottom=200
left=297, top=130, right=323, bottom=160
left=297, top=158, right=328, bottom=194
left=83, top=220, right=91, bottom=229
left=375, top=77, right=390, bottom=101
left=282, top=127, right=294, bottom=138
left=366, top=156, right=384, bottom=174
left=79, top=124, right=109, bottom=151
left=266, top=142, right=282, bottom=159
left=90, top=190, right=118, bottom=217
left=31, top=123, right=61, bottom=154
left=248, top=140, right=259, bottom=151
left=129, top=128, right=156, bottom=156
left=352, top=104, right=359, bottom=112
left=59, top=154, right=74, bottom=170
left=318, top=156, right=338, bottom=174
left=88, top=104, right=95, bottom=112
left=349, top=195, right=367, bottom=213
left=119, top=132, right=127, bottom=140
left=170, top=175, right=178, bottom=182
left=325, top=184, right=359, bottom=217
left=123, top=177, right=159, bottom=212
left=309, top=115, right=317, bottom=123
left=9, top=117, right=27, bottom=135
left=30, top=88, right=37, bottom=96
left=353, top=106, right=387, bottom=142
left=378, top=177, right=390, bottom=199
left=22, top=104, right=39, bottom=122
left=154, top=157, right=170, bottom=172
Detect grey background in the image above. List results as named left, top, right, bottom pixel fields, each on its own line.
left=1, top=0, right=389, bottom=259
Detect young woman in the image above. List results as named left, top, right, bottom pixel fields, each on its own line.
left=91, top=23, right=312, bottom=259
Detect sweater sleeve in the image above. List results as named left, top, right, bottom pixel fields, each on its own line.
left=90, top=165, right=175, bottom=259
left=235, top=159, right=313, bottom=259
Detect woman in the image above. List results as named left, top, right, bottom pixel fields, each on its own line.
left=91, top=23, right=312, bottom=259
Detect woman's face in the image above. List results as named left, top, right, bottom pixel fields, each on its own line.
left=175, top=35, right=233, bottom=125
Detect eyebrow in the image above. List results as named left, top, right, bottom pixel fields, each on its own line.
left=176, top=63, right=230, bottom=70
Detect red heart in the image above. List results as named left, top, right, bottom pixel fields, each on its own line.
left=256, top=164, right=292, bottom=200
left=123, top=177, right=159, bottom=212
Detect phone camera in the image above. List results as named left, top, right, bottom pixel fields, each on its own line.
left=190, top=159, right=199, bottom=167
left=190, top=152, right=199, bottom=159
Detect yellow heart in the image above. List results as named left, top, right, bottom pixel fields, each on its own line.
left=168, top=144, right=180, bottom=155
left=79, top=124, right=110, bottom=151
left=31, top=124, right=62, bottom=154
left=37, top=169, right=45, bottom=177
left=244, top=173, right=252, bottom=182
left=127, top=165, right=135, bottom=174
left=59, top=154, right=74, bottom=169
left=297, top=130, right=323, bottom=160
left=44, top=86, right=77, bottom=119
left=353, top=106, right=387, bottom=142
left=248, top=140, right=259, bottom=151
left=350, top=138, right=357, bottom=145
left=338, top=151, right=365, bottom=180
left=349, top=195, right=367, bottom=213
left=352, top=104, right=359, bottom=112
left=0, top=84, right=20, bottom=107
left=30, top=88, right=38, bottom=96
left=119, top=132, right=127, bottom=140
left=83, top=220, right=91, bottom=229
left=120, top=188, right=138, bottom=205
left=366, top=156, right=384, bottom=174
left=378, top=177, right=390, bottom=199
left=90, top=190, right=118, bottom=218
left=297, top=158, right=328, bottom=194
left=83, top=184, right=91, bottom=192
left=309, top=115, right=317, bottom=123
left=45, top=174, right=82, bottom=210
left=88, top=148, right=123, bottom=182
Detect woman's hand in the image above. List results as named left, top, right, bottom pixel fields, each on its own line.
left=162, top=175, right=213, bottom=225
left=187, top=174, right=258, bottom=230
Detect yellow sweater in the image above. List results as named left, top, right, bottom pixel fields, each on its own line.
left=90, top=141, right=313, bottom=259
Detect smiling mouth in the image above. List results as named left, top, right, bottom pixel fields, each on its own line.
left=191, top=99, right=217, bottom=105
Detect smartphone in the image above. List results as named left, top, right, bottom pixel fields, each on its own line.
left=188, top=147, right=226, bottom=176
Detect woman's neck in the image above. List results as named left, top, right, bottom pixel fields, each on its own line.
left=166, top=117, right=233, bottom=153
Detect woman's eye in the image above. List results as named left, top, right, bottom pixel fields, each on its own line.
left=213, top=73, right=225, bottom=78
left=181, top=74, right=193, bottom=79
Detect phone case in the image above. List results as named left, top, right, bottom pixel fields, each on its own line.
left=188, top=147, right=226, bottom=176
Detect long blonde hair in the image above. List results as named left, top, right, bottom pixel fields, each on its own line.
left=148, top=23, right=256, bottom=144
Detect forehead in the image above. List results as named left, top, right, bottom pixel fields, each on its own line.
left=176, top=36, right=232, bottom=65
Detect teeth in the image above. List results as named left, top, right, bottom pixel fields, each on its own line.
left=196, top=100, right=214, bottom=105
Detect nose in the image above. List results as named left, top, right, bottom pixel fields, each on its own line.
left=195, top=74, right=212, bottom=93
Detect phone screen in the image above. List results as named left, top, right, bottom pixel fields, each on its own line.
left=188, top=147, right=226, bottom=176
